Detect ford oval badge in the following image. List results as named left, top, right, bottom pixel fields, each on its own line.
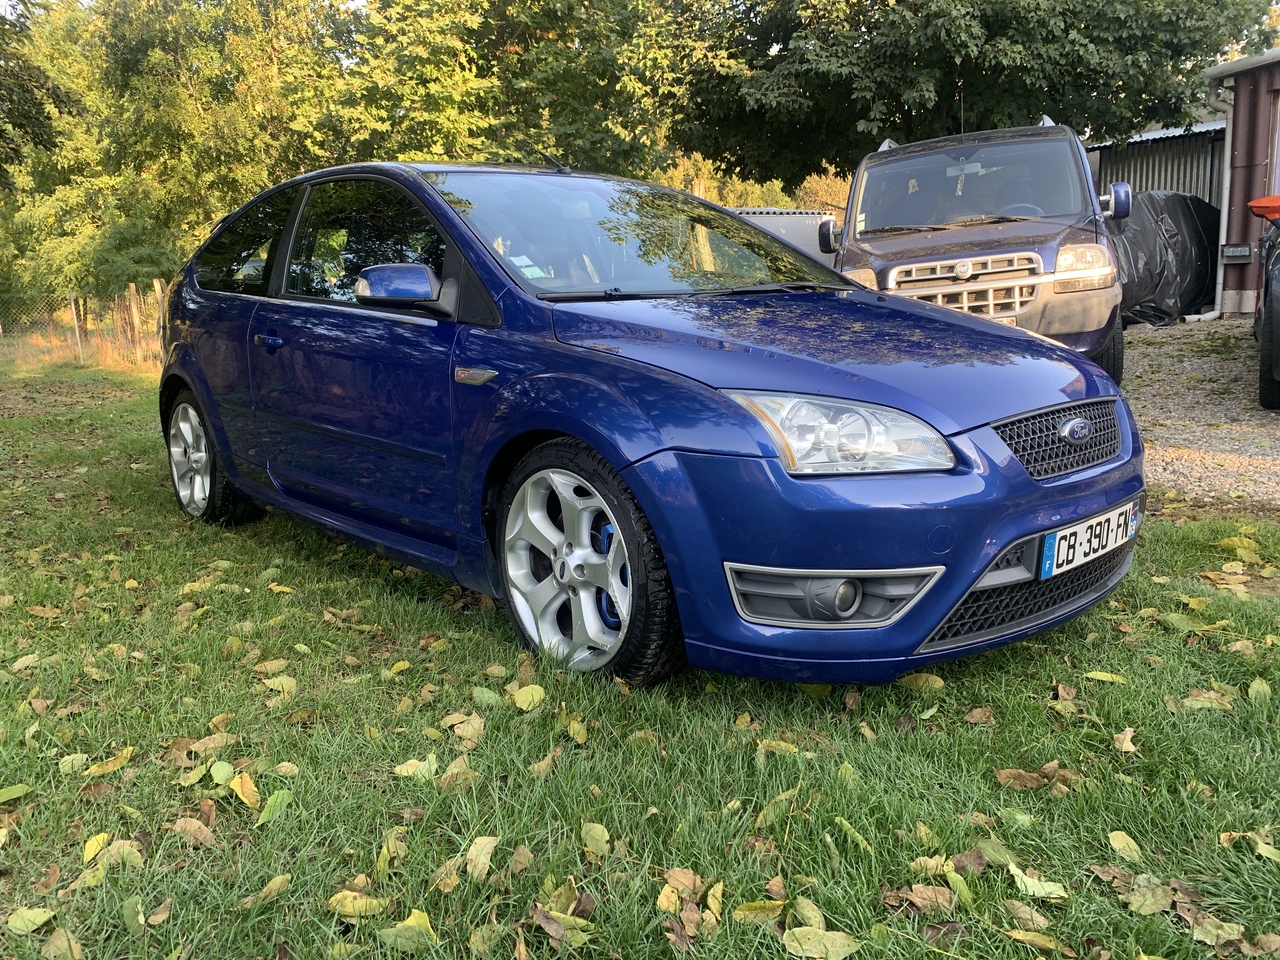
left=1058, top=416, right=1093, bottom=445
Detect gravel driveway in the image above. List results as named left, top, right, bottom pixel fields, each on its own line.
left=1124, top=315, right=1279, bottom=512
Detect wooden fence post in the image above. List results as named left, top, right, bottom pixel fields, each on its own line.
left=70, top=294, right=83, bottom=365
left=128, top=282, right=144, bottom=364
left=152, top=277, right=168, bottom=354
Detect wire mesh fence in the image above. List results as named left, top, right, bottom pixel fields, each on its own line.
left=0, top=282, right=167, bottom=365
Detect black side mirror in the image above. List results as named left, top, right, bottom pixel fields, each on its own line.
left=817, top=218, right=843, bottom=255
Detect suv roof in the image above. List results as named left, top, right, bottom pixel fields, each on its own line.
left=868, top=124, right=1078, bottom=164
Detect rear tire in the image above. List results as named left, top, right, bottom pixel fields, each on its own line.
left=1093, top=319, right=1125, bottom=385
left=165, top=389, right=261, bottom=525
left=1261, top=304, right=1280, bottom=410
left=498, top=438, right=684, bottom=686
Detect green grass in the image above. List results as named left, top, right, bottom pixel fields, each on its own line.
left=2, top=356, right=1279, bottom=959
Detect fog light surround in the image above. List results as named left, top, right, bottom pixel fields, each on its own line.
left=725, top=562, right=943, bottom=630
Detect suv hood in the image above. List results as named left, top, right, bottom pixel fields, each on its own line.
left=847, top=215, right=1099, bottom=272
left=551, top=289, right=1114, bottom=436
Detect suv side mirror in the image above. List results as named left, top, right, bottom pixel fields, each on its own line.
left=1101, top=182, right=1131, bottom=221
left=355, top=263, right=441, bottom=307
left=817, top=218, right=843, bottom=255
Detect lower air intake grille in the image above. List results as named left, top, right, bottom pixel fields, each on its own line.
left=916, top=543, right=1133, bottom=655
left=993, top=399, right=1121, bottom=480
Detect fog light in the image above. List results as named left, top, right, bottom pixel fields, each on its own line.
left=795, top=577, right=863, bottom=621
left=725, top=563, right=942, bottom=629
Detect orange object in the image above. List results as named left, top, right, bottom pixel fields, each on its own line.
left=1247, top=195, right=1280, bottom=221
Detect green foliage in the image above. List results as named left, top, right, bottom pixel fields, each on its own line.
left=0, top=0, right=1274, bottom=293
left=670, top=0, right=1277, bottom=188
left=0, top=4, right=75, bottom=191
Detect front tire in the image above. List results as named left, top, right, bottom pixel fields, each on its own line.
left=1093, top=319, right=1125, bottom=385
left=165, top=389, right=260, bottom=525
left=498, top=439, right=684, bottom=686
left=1261, top=303, right=1280, bottom=409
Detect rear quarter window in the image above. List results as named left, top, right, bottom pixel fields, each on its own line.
left=193, top=187, right=300, bottom=295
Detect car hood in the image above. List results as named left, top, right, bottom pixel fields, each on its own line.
left=551, top=289, right=1114, bottom=436
left=846, top=215, right=1099, bottom=272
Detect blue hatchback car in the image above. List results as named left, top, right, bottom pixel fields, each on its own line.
left=160, top=162, right=1145, bottom=686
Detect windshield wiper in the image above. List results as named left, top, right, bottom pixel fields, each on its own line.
left=857, top=224, right=948, bottom=236
left=537, top=288, right=679, bottom=302
left=944, top=214, right=1038, bottom=226
left=688, top=282, right=855, bottom=298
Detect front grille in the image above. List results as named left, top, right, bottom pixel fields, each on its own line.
left=917, top=542, right=1133, bottom=654
left=912, top=283, right=1038, bottom=318
left=993, top=399, right=1121, bottom=480
left=889, top=253, right=1042, bottom=318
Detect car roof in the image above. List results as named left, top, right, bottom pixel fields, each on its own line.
left=865, top=125, right=1079, bottom=164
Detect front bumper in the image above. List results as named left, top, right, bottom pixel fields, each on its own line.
left=621, top=404, right=1144, bottom=683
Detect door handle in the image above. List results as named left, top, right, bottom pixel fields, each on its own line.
left=254, top=334, right=284, bottom=349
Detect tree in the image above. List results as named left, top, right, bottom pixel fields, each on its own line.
left=670, top=0, right=1275, bottom=189
left=0, top=3, right=73, bottom=190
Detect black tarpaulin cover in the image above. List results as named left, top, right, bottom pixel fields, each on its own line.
left=1107, top=191, right=1219, bottom=326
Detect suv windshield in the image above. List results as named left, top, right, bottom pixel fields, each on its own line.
left=422, top=170, right=846, bottom=297
left=852, top=137, right=1090, bottom=238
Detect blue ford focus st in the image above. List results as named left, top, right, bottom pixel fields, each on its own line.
left=160, top=162, right=1145, bottom=686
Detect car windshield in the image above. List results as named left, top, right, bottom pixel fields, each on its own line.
left=422, top=170, right=846, bottom=297
left=852, top=137, right=1091, bottom=238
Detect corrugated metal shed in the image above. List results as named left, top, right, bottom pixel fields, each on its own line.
left=1204, top=49, right=1280, bottom=314
left=1087, top=123, right=1225, bottom=206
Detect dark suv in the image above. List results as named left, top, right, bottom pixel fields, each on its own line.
left=823, top=124, right=1131, bottom=382
left=1247, top=196, right=1280, bottom=409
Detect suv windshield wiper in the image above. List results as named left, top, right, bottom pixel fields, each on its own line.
left=537, top=288, right=680, bottom=302
left=944, top=214, right=1038, bottom=226
left=688, top=281, right=855, bottom=298
left=857, top=224, right=949, bottom=237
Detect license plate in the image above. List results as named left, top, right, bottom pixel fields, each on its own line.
left=1039, top=499, right=1140, bottom=580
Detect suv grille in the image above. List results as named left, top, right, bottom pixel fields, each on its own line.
left=888, top=253, right=1041, bottom=319
left=917, top=542, right=1133, bottom=654
left=993, top=399, right=1121, bottom=480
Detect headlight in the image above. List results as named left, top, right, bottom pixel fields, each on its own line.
left=726, top=392, right=956, bottom=475
left=843, top=268, right=878, bottom=290
left=1054, top=244, right=1115, bottom=293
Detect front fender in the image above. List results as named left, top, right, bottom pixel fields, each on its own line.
left=451, top=330, right=768, bottom=536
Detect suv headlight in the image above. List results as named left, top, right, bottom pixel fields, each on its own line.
left=726, top=392, right=955, bottom=475
left=843, top=267, right=878, bottom=290
left=1054, top=244, right=1115, bottom=293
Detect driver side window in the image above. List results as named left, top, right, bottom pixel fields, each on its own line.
left=287, top=179, right=447, bottom=302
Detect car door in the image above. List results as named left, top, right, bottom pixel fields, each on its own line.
left=183, top=186, right=301, bottom=467
left=248, top=176, right=463, bottom=545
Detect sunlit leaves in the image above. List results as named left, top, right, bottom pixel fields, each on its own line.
left=734, top=900, right=786, bottom=924
left=376, top=909, right=440, bottom=951
left=581, top=823, right=610, bottom=859
left=394, top=756, right=439, bottom=780
left=39, top=928, right=84, bottom=959
left=1221, top=828, right=1280, bottom=864
left=465, top=836, right=500, bottom=882
left=531, top=876, right=596, bottom=949
left=897, top=673, right=943, bottom=692
left=170, top=818, right=216, bottom=848
left=83, top=746, right=133, bottom=776
left=0, top=783, right=32, bottom=804
left=1108, top=831, right=1142, bottom=863
left=237, top=874, right=291, bottom=909
left=1008, top=864, right=1068, bottom=902
left=328, top=889, right=388, bottom=920
left=512, top=684, right=545, bottom=711
left=227, top=771, right=260, bottom=809
left=7, top=907, right=55, bottom=935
